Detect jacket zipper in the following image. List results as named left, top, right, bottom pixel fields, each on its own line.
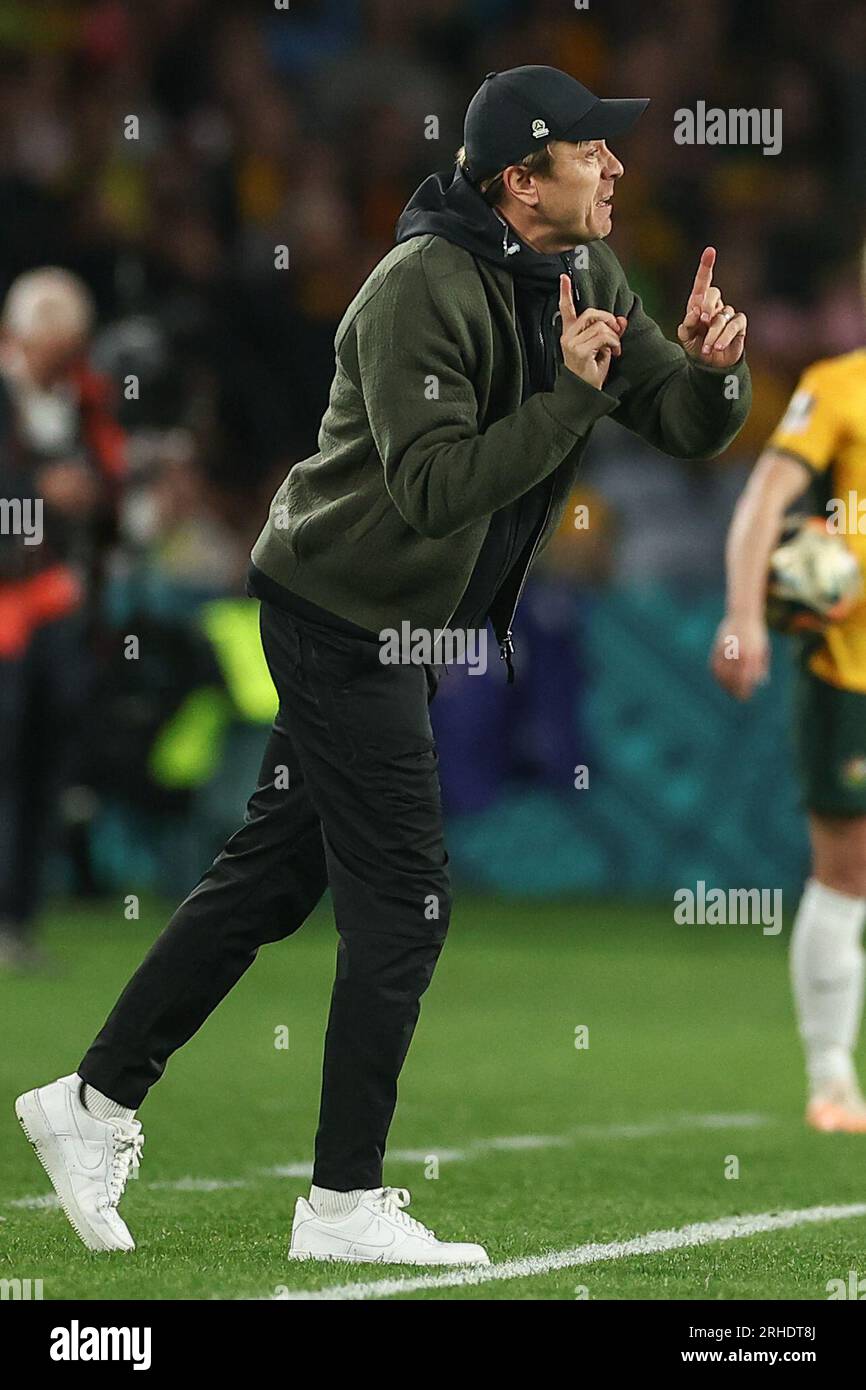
left=467, top=254, right=581, bottom=683
left=498, top=265, right=576, bottom=683
left=498, top=478, right=555, bottom=683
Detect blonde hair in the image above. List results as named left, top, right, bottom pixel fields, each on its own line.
left=456, top=143, right=555, bottom=207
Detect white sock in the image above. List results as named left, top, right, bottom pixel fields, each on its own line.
left=81, top=1081, right=136, bottom=1124
left=790, top=878, right=866, bottom=1097
left=308, top=1185, right=367, bottom=1219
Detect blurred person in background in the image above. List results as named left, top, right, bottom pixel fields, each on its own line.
left=0, top=267, right=126, bottom=968
left=711, top=243, right=866, bottom=1134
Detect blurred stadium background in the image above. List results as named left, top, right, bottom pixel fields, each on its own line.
left=2, top=0, right=866, bottom=929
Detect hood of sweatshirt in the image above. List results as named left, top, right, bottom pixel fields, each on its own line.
left=395, top=164, right=575, bottom=290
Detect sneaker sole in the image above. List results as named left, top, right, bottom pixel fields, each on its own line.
left=287, top=1247, right=490, bottom=1266
left=14, top=1090, right=133, bottom=1253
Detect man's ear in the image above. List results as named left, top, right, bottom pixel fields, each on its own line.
left=502, top=164, right=540, bottom=206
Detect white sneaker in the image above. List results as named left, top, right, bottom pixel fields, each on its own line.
left=288, top=1186, right=490, bottom=1265
left=15, top=1073, right=143, bottom=1252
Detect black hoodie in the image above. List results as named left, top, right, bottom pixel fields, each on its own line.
left=396, top=165, right=580, bottom=643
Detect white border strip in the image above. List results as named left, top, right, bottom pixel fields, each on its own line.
left=275, top=1203, right=866, bottom=1300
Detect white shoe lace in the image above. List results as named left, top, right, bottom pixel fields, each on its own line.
left=105, top=1122, right=144, bottom=1208
left=369, top=1187, right=435, bottom=1240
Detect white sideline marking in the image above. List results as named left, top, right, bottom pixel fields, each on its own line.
left=569, top=1113, right=767, bottom=1141
left=261, top=1147, right=466, bottom=1179
left=9, top=1194, right=61, bottom=1210
left=275, top=1203, right=866, bottom=1301
left=8, top=1113, right=771, bottom=1210
left=148, top=1177, right=248, bottom=1192
left=261, top=1162, right=312, bottom=1179
left=258, top=1113, right=769, bottom=1180
left=389, top=1146, right=468, bottom=1162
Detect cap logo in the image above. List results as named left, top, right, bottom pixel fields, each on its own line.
left=531, top=118, right=549, bottom=138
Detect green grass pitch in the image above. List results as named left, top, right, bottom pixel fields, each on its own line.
left=3, top=896, right=866, bottom=1301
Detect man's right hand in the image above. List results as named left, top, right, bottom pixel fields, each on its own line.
left=559, top=274, right=627, bottom=390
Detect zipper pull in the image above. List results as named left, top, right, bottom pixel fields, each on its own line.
left=499, top=631, right=516, bottom=684
left=565, top=254, right=580, bottom=307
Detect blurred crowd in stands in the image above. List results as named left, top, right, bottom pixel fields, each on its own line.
left=1, top=0, right=864, bottom=953
left=3, top=0, right=866, bottom=575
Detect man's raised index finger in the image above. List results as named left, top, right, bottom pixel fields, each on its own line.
left=690, top=246, right=716, bottom=304
left=559, top=273, right=578, bottom=324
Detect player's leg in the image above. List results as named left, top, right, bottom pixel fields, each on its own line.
left=258, top=605, right=486, bottom=1263
left=16, top=607, right=328, bottom=1249
left=790, top=665, right=866, bottom=1130
left=791, top=815, right=866, bottom=1130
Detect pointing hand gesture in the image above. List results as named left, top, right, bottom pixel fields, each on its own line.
left=677, top=247, right=747, bottom=367
left=559, top=274, right=627, bottom=391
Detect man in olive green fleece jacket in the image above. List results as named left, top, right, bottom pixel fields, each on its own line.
left=32, top=69, right=750, bottom=1269
left=251, top=217, right=750, bottom=655
left=251, top=72, right=750, bottom=658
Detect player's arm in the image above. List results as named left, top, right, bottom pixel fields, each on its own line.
left=711, top=362, right=843, bottom=699
left=710, top=451, right=813, bottom=700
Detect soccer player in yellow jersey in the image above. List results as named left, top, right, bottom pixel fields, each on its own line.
left=711, top=317, right=866, bottom=1132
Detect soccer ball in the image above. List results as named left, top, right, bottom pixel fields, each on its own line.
left=766, top=515, right=863, bottom=633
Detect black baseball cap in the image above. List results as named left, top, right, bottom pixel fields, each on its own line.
left=463, top=65, right=649, bottom=183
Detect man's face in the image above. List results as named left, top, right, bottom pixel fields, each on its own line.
left=533, top=139, right=624, bottom=245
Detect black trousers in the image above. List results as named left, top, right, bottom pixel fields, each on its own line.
left=79, top=601, right=451, bottom=1191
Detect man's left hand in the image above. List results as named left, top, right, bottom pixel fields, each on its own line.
left=677, top=246, right=747, bottom=367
